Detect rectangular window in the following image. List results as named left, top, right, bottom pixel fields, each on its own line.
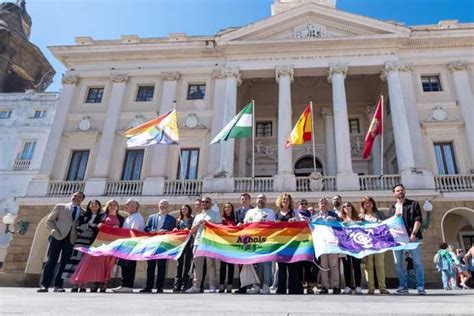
left=187, top=84, right=206, bottom=100
left=348, top=119, right=360, bottom=134
left=121, top=149, right=144, bottom=180
left=33, top=110, right=47, bottom=118
left=19, top=141, right=36, bottom=160
left=178, top=148, right=199, bottom=180
left=434, top=142, right=458, bottom=175
left=66, top=150, right=89, bottom=181
left=85, top=87, right=104, bottom=103
left=421, top=75, right=442, bottom=92
left=256, top=121, right=272, bottom=137
left=0, top=110, right=12, bottom=119
left=136, top=86, right=155, bottom=102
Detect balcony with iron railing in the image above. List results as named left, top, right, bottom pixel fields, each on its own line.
left=434, top=175, right=474, bottom=192
left=12, top=159, right=31, bottom=170
left=104, top=181, right=143, bottom=196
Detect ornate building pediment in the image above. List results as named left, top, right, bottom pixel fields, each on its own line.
left=216, top=2, right=409, bottom=43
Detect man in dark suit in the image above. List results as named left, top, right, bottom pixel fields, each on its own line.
left=140, top=199, right=176, bottom=293
left=38, top=191, right=85, bottom=292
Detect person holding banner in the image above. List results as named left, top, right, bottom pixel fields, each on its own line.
left=340, top=202, right=363, bottom=295
left=70, top=199, right=125, bottom=293
left=141, top=199, right=176, bottom=293
left=173, top=204, right=194, bottom=293
left=275, top=193, right=304, bottom=295
left=296, top=199, right=317, bottom=294
left=313, top=197, right=340, bottom=294
left=243, top=194, right=276, bottom=294
left=359, top=196, right=390, bottom=295
left=186, top=197, right=222, bottom=293
left=113, top=199, right=145, bottom=293
left=219, top=203, right=236, bottom=293
left=389, top=184, right=426, bottom=295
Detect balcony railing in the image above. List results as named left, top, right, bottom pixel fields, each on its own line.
left=164, top=180, right=203, bottom=196
left=234, top=178, right=274, bottom=192
left=104, top=181, right=143, bottom=196
left=359, top=174, right=401, bottom=191
left=48, top=181, right=85, bottom=196
left=435, top=175, right=474, bottom=192
left=296, top=177, right=310, bottom=192
left=12, top=159, right=31, bottom=170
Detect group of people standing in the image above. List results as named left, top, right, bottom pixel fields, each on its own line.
left=37, top=184, right=465, bottom=295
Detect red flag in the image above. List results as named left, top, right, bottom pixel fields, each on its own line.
left=362, top=98, right=383, bottom=159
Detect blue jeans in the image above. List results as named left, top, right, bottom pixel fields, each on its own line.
left=440, top=270, right=451, bottom=289
left=406, top=269, right=416, bottom=289
left=393, top=246, right=425, bottom=289
left=256, top=262, right=272, bottom=287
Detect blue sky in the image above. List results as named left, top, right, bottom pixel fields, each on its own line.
left=25, top=0, right=474, bottom=91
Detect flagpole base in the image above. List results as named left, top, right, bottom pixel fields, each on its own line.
left=336, top=173, right=360, bottom=191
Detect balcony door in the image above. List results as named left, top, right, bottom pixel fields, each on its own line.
left=122, top=149, right=144, bottom=180
left=66, top=150, right=89, bottom=181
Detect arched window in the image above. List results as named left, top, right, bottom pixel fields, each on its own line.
left=294, top=156, right=323, bottom=176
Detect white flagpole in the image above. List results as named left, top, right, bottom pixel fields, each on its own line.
left=380, top=95, right=384, bottom=176
left=252, top=99, right=255, bottom=179
left=310, top=100, right=317, bottom=173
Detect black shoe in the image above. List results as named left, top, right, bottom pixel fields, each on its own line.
left=156, top=288, right=164, bottom=293
left=79, top=288, right=87, bottom=293
left=99, top=288, right=107, bottom=293
left=37, top=286, right=48, bottom=293
left=53, top=287, right=66, bottom=293
left=319, top=287, right=329, bottom=294
left=90, top=287, right=98, bottom=293
left=218, top=289, right=225, bottom=293
left=139, top=288, right=152, bottom=293
left=333, top=288, right=341, bottom=295
left=226, top=289, right=232, bottom=293
left=235, top=288, right=246, bottom=294
left=307, top=288, right=315, bottom=294
left=71, top=287, right=79, bottom=293
left=172, top=288, right=181, bottom=293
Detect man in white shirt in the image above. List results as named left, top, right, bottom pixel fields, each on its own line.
left=186, top=196, right=222, bottom=293
left=243, top=194, right=276, bottom=294
left=113, top=199, right=145, bottom=293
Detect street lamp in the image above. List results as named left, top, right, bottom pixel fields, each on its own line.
left=421, top=199, right=433, bottom=231
left=2, top=213, right=29, bottom=235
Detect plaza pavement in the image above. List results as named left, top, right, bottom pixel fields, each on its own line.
left=0, top=287, right=473, bottom=315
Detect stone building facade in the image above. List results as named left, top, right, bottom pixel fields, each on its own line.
left=1, top=0, right=473, bottom=287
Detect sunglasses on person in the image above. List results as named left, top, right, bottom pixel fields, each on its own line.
left=202, top=200, right=211, bottom=204
left=299, top=202, right=308, bottom=205
left=343, top=204, right=352, bottom=208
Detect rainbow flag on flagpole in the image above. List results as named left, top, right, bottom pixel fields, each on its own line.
left=125, top=109, right=179, bottom=147
left=194, top=221, right=314, bottom=264
left=77, top=225, right=190, bottom=261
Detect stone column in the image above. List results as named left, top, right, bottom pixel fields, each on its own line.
left=322, top=107, right=336, bottom=176
left=203, top=67, right=240, bottom=193
left=274, top=65, right=296, bottom=192
left=366, top=105, right=382, bottom=175
left=142, top=72, right=180, bottom=196
left=328, top=63, right=359, bottom=190
left=449, top=61, right=474, bottom=173
left=86, top=73, right=129, bottom=196
left=27, top=75, right=78, bottom=196
left=398, top=63, right=435, bottom=188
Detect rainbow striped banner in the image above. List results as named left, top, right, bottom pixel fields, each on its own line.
left=194, top=221, right=314, bottom=264
left=77, top=225, right=190, bottom=261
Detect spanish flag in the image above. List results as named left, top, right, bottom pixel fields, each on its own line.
left=285, top=104, right=313, bottom=149
left=362, top=98, right=383, bottom=159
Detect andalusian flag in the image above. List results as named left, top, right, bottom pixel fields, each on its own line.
left=125, top=109, right=179, bottom=147
left=210, top=102, right=253, bottom=144
left=285, top=104, right=313, bottom=148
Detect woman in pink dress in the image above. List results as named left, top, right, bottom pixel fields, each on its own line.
left=70, top=199, right=124, bottom=292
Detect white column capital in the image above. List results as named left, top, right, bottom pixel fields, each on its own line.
left=275, top=65, right=294, bottom=83
left=213, top=67, right=242, bottom=86
left=380, top=61, right=412, bottom=81
left=61, top=75, right=79, bottom=85
left=448, top=60, right=469, bottom=72
left=327, top=63, right=348, bottom=83
left=321, top=107, right=333, bottom=117
left=162, top=72, right=181, bottom=81
left=110, top=73, right=129, bottom=83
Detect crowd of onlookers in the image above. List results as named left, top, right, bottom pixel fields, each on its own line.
left=36, top=184, right=473, bottom=295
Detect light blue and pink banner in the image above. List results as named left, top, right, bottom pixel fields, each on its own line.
left=310, top=216, right=419, bottom=259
